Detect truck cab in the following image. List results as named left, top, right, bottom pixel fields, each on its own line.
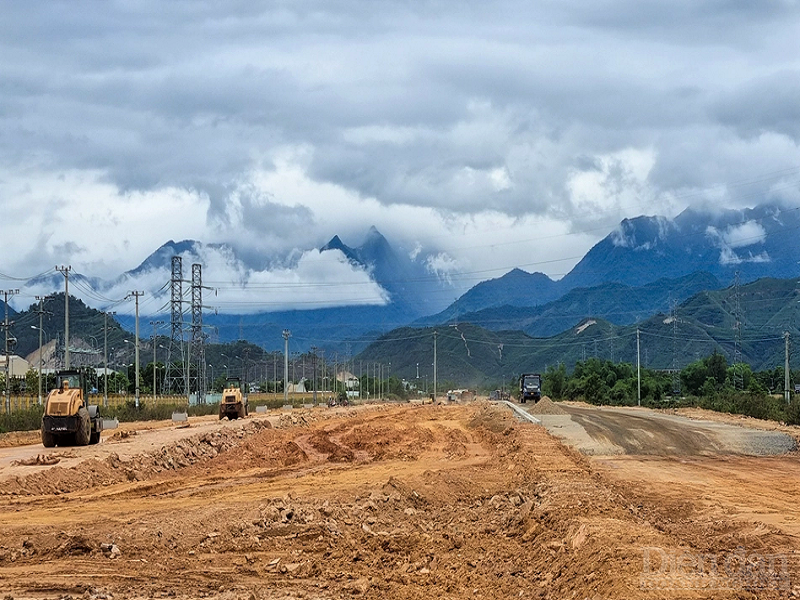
left=519, top=373, right=542, bottom=404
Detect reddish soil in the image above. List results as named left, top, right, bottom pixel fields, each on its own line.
left=0, top=402, right=797, bottom=599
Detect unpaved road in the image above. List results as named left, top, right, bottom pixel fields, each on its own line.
left=0, top=402, right=798, bottom=599
left=536, top=403, right=797, bottom=456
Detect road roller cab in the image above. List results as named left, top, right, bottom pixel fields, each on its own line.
left=219, top=376, right=248, bottom=419
left=41, top=370, right=103, bottom=447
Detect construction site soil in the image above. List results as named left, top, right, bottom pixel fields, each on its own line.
left=0, top=401, right=798, bottom=600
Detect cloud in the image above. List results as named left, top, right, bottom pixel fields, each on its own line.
left=721, top=221, right=767, bottom=248
left=2, top=0, right=800, bottom=312
left=706, top=220, right=770, bottom=266
left=425, top=253, right=460, bottom=286
left=20, top=243, right=390, bottom=316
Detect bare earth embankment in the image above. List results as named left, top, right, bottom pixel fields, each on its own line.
left=0, top=401, right=797, bottom=599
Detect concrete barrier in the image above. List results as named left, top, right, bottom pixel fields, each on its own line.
left=282, top=404, right=293, bottom=410
left=495, top=400, right=541, bottom=425
left=256, top=405, right=268, bottom=414
left=102, top=418, right=119, bottom=430
left=172, top=411, right=188, bottom=423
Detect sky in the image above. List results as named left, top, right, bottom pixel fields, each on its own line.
left=2, top=0, right=800, bottom=315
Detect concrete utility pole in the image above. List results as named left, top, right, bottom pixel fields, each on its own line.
left=127, top=291, right=145, bottom=408
left=34, top=295, right=48, bottom=404
left=103, top=311, right=116, bottom=408
left=55, top=266, right=72, bottom=369
left=637, top=328, right=641, bottom=407
left=311, top=346, right=317, bottom=403
left=433, top=329, right=438, bottom=403
left=151, top=320, right=164, bottom=402
left=3, top=289, right=20, bottom=412
left=785, top=331, right=790, bottom=404
left=283, top=330, right=291, bottom=404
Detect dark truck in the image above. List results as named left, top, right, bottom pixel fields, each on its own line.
left=519, top=373, right=542, bottom=403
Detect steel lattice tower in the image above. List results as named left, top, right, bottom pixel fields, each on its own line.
left=671, top=299, right=680, bottom=394
left=164, top=256, right=186, bottom=394
left=191, top=263, right=206, bottom=403
left=733, top=271, right=743, bottom=390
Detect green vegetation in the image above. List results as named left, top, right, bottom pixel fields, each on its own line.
left=104, top=400, right=219, bottom=422
left=543, top=353, right=800, bottom=425
left=0, top=406, right=45, bottom=434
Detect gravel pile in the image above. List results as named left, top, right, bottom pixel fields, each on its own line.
left=529, top=396, right=567, bottom=416
left=718, top=427, right=797, bottom=456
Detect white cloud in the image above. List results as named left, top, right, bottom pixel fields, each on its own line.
left=706, top=221, right=770, bottom=266
left=425, top=252, right=460, bottom=285
left=3, top=1, right=800, bottom=315
left=20, top=244, right=389, bottom=316
left=722, top=221, right=767, bottom=249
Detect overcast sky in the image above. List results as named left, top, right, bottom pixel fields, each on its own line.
left=2, top=0, right=800, bottom=314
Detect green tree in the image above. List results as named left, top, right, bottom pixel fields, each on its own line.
left=706, top=351, right=727, bottom=386
left=543, top=363, right=567, bottom=399
left=681, top=360, right=709, bottom=396
left=584, top=372, right=606, bottom=405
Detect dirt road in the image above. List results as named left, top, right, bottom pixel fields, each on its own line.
left=0, top=402, right=798, bottom=599
left=536, top=403, right=797, bottom=456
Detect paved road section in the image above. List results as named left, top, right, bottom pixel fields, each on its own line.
left=536, top=404, right=797, bottom=456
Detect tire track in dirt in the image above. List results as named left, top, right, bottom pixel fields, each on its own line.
left=0, top=402, right=797, bottom=599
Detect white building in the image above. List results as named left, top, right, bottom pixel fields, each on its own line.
left=0, top=355, right=31, bottom=378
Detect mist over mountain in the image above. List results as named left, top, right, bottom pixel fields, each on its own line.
left=18, top=227, right=458, bottom=352
left=11, top=202, right=800, bottom=356
left=424, top=202, right=800, bottom=325
left=563, top=204, right=800, bottom=289
left=320, top=225, right=451, bottom=317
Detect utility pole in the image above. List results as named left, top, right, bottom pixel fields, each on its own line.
left=3, top=289, right=20, bottom=412
left=671, top=299, right=679, bottom=394
left=311, top=346, right=317, bottom=404
left=34, top=296, right=48, bottom=405
left=433, top=329, right=438, bottom=403
left=150, top=320, right=164, bottom=403
left=55, top=266, right=72, bottom=368
left=785, top=331, right=790, bottom=404
left=637, top=328, right=641, bottom=407
left=103, top=311, right=116, bottom=408
left=732, top=272, right=743, bottom=390
left=283, top=330, right=291, bottom=404
left=127, top=291, right=145, bottom=408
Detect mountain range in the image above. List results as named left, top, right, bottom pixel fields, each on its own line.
left=356, top=276, right=800, bottom=388
left=5, top=201, right=800, bottom=361
left=421, top=203, right=800, bottom=326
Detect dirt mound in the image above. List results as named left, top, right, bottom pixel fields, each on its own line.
left=4, top=404, right=797, bottom=600
left=11, top=454, right=62, bottom=466
left=0, top=430, right=40, bottom=447
left=467, top=402, right=517, bottom=433
left=338, top=422, right=435, bottom=460
left=0, top=419, right=275, bottom=496
left=529, top=395, right=567, bottom=415
left=107, top=429, right=137, bottom=441
left=306, top=429, right=355, bottom=462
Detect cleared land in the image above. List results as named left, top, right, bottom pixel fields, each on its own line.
left=0, top=401, right=797, bottom=599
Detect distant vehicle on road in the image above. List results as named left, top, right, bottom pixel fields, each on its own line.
left=219, top=377, right=248, bottom=419
left=41, top=370, right=103, bottom=447
left=519, top=373, right=542, bottom=403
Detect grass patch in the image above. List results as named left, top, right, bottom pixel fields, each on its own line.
left=0, top=406, right=45, bottom=434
